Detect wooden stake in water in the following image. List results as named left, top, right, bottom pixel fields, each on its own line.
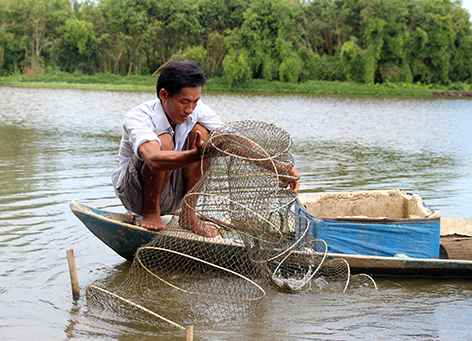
left=66, top=249, right=80, bottom=300
left=186, top=325, right=193, bottom=341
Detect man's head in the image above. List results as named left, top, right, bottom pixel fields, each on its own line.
left=157, top=60, right=207, bottom=127
left=156, top=60, right=207, bottom=101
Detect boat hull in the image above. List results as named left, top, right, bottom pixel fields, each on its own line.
left=70, top=201, right=472, bottom=278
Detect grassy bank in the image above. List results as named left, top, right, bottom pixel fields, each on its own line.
left=1, top=71, right=470, bottom=97
left=0, top=72, right=157, bottom=91
left=205, top=78, right=439, bottom=97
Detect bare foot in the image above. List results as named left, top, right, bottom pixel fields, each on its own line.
left=180, top=214, right=218, bottom=238
left=141, top=211, right=166, bottom=231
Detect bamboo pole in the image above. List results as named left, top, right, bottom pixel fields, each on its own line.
left=66, top=249, right=80, bottom=300
left=186, top=325, right=193, bottom=341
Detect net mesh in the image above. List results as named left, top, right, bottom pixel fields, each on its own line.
left=86, top=121, right=377, bottom=330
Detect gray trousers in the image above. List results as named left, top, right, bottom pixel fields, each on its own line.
left=115, top=137, right=189, bottom=216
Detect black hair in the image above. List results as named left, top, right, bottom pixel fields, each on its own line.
left=156, top=60, right=207, bottom=101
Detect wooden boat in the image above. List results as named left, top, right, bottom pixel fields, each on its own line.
left=70, top=190, right=472, bottom=278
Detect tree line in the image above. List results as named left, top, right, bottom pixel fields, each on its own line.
left=1, top=0, right=471, bottom=86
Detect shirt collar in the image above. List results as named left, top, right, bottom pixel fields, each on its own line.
left=153, top=99, right=196, bottom=133
left=153, top=100, right=173, bottom=133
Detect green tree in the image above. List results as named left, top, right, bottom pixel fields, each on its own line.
left=169, top=45, right=207, bottom=68
left=222, top=48, right=251, bottom=86
left=58, top=18, right=97, bottom=73
left=448, top=2, right=472, bottom=82
left=2, top=0, right=71, bottom=74
left=341, top=38, right=360, bottom=82
left=407, top=0, right=457, bottom=83
left=1, top=0, right=472, bottom=85
left=303, top=0, right=349, bottom=57
left=146, top=0, right=203, bottom=69
left=97, top=0, right=160, bottom=75
left=198, top=0, right=248, bottom=76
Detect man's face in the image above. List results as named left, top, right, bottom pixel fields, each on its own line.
left=160, top=87, right=202, bottom=128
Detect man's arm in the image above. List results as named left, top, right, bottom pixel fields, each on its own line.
left=138, top=131, right=206, bottom=172
left=139, top=130, right=300, bottom=191
left=206, top=134, right=300, bottom=192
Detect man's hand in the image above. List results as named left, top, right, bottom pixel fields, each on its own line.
left=194, top=130, right=205, bottom=155
left=195, top=131, right=228, bottom=158
left=282, top=167, right=300, bottom=192
left=195, top=131, right=300, bottom=191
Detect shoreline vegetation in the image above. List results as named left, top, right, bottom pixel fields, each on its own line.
left=1, top=72, right=471, bottom=98
left=2, top=0, right=472, bottom=98
left=1, top=73, right=471, bottom=98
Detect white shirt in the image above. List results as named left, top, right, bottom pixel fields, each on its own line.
left=111, top=98, right=224, bottom=189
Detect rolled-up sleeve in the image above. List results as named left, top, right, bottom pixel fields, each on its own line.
left=124, top=112, right=160, bottom=158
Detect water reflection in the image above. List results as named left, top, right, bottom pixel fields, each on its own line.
left=294, top=139, right=457, bottom=194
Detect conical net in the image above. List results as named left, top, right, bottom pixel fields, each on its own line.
left=86, top=121, right=377, bottom=330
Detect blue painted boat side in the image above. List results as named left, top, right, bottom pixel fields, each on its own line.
left=70, top=201, right=157, bottom=261
left=294, top=198, right=441, bottom=259
left=70, top=201, right=249, bottom=264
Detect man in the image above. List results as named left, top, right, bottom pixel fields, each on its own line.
left=112, top=60, right=299, bottom=238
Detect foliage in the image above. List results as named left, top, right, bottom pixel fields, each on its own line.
left=58, top=18, right=97, bottom=73
left=169, top=46, right=207, bottom=69
left=222, top=49, right=252, bottom=86
left=1, top=0, right=472, bottom=86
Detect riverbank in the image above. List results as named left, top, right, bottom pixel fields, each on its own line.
left=0, top=72, right=470, bottom=97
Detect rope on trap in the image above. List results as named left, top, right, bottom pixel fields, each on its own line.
left=86, top=121, right=377, bottom=330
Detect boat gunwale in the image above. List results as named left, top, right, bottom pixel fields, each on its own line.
left=294, top=198, right=440, bottom=224
left=71, top=201, right=472, bottom=269
left=70, top=200, right=249, bottom=248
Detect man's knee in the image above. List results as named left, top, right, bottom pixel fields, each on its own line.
left=157, top=132, right=173, bottom=151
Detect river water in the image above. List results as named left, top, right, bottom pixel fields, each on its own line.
left=1, top=86, right=471, bottom=340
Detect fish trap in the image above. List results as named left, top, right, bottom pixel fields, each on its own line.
left=86, top=121, right=376, bottom=330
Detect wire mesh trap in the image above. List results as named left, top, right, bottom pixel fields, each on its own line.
left=86, top=121, right=377, bottom=330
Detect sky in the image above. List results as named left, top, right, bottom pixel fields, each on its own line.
left=460, top=0, right=472, bottom=17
